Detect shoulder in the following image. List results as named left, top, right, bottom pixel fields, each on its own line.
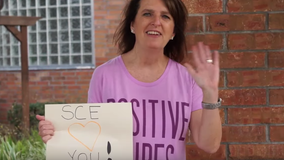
left=94, top=56, right=121, bottom=72
left=91, top=55, right=122, bottom=77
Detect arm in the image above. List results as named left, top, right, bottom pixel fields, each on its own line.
left=189, top=101, right=222, bottom=153
left=184, top=42, right=222, bottom=153
left=189, top=88, right=222, bottom=154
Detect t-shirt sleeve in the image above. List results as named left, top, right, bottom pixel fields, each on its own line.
left=191, top=79, right=203, bottom=112
left=87, top=67, right=103, bottom=103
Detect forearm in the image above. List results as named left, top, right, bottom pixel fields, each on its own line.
left=197, top=89, right=222, bottom=152
left=198, top=109, right=222, bottom=152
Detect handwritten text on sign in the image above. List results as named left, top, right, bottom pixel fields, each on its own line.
left=45, top=103, right=133, bottom=160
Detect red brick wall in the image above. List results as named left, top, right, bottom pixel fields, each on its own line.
left=184, top=0, right=284, bottom=159
left=0, top=70, right=93, bottom=122
left=1, top=0, right=284, bottom=159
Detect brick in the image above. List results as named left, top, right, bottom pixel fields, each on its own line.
left=269, top=89, right=284, bottom=105
left=269, top=13, right=284, bottom=30
left=94, top=10, right=107, bottom=15
left=186, top=34, right=223, bottom=50
left=50, top=72, right=61, bottom=76
left=29, top=82, right=36, bottom=85
left=109, top=10, right=122, bottom=15
left=106, top=5, right=125, bottom=10
left=227, top=0, right=284, bottom=12
left=228, top=107, right=284, bottom=124
left=227, top=34, right=254, bottom=50
left=228, top=33, right=284, bottom=50
left=220, top=52, right=265, bottom=69
left=94, top=20, right=108, bottom=27
left=6, top=81, right=16, bottom=85
left=50, top=81, right=62, bottom=85
left=220, top=108, right=225, bottom=124
left=62, top=72, right=75, bottom=76
left=76, top=71, right=92, bottom=76
left=95, top=30, right=108, bottom=35
left=95, top=33, right=107, bottom=42
left=270, top=126, right=284, bottom=142
left=53, top=76, right=66, bottom=81
left=68, top=86, right=81, bottom=90
left=183, top=0, right=223, bottom=13
left=108, top=0, right=125, bottom=5
left=186, top=16, right=203, bottom=33
left=268, top=52, right=284, bottom=68
left=219, top=89, right=266, bottom=106
left=255, top=33, right=284, bottom=50
left=94, top=1, right=105, bottom=10
left=63, top=81, right=76, bottom=85
left=219, top=72, right=225, bottom=88
left=186, top=145, right=226, bottom=160
left=77, top=81, right=91, bottom=85
left=206, top=14, right=265, bottom=31
left=37, top=81, right=49, bottom=85
left=105, top=15, right=121, bottom=20
left=229, top=144, right=284, bottom=159
left=222, top=126, right=266, bottom=142
left=227, top=70, right=284, bottom=87
left=40, top=76, right=52, bottom=81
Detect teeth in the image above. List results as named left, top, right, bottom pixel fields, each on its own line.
left=147, top=31, right=160, bottom=35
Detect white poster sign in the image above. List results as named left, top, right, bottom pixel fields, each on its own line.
left=45, top=103, right=133, bottom=160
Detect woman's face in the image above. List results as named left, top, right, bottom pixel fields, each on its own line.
left=131, top=0, right=175, bottom=50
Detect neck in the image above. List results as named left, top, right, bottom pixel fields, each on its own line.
left=125, top=44, right=168, bottom=67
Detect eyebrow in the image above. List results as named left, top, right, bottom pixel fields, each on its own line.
left=141, top=9, right=170, bottom=15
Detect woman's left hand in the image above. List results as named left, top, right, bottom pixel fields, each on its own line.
left=183, top=42, right=220, bottom=101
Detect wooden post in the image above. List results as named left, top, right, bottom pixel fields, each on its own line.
left=0, top=0, right=3, bottom=11
left=20, top=26, right=29, bottom=132
left=0, top=16, right=41, bottom=133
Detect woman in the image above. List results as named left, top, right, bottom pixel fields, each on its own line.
left=37, top=0, right=222, bottom=159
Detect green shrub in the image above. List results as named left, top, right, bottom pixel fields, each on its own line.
left=7, top=102, right=64, bottom=132
left=0, top=129, right=46, bottom=160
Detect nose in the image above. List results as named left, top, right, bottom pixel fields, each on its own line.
left=151, top=15, right=161, bottom=26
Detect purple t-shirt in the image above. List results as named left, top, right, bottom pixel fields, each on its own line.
left=88, top=55, right=203, bottom=160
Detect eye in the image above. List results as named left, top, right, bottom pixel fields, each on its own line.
left=162, top=15, right=170, bottom=19
left=143, top=12, right=151, bottom=16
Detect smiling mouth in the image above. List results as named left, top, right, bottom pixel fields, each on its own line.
left=146, top=31, right=161, bottom=35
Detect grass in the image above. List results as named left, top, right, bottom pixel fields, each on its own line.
left=0, top=129, right=46, bottom=160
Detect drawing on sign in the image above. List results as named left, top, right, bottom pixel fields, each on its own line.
left=68, top=121, right=102, bottom=152
left=107, top=141, right=112, bottom=160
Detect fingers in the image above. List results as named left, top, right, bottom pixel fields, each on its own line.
left=191, top=42, right=218, bottom=67
left=42, top=135, right=52, bottom=144
left=197, top=42, right=207, bottom=63
left=205, top=45, right=212, bottom=61
left=39, top=122, right=55, bottom=132
left=191, top=45, right=201, bottom=65
left=192, top=42, right=212, bottom=65
left=39, top=121, right=54, bottom=135
left=37, top=115, right=54, bottom=143
left=36, top=115, right=45, bottom=121
left=39, top=129, right=54, bottom=137
left=38, top=123, right=54, bottom=144
left=39, top=120, right=53, bottom=129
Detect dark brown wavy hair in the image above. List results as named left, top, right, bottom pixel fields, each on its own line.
left=113, top=0, right=188, bottom=63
